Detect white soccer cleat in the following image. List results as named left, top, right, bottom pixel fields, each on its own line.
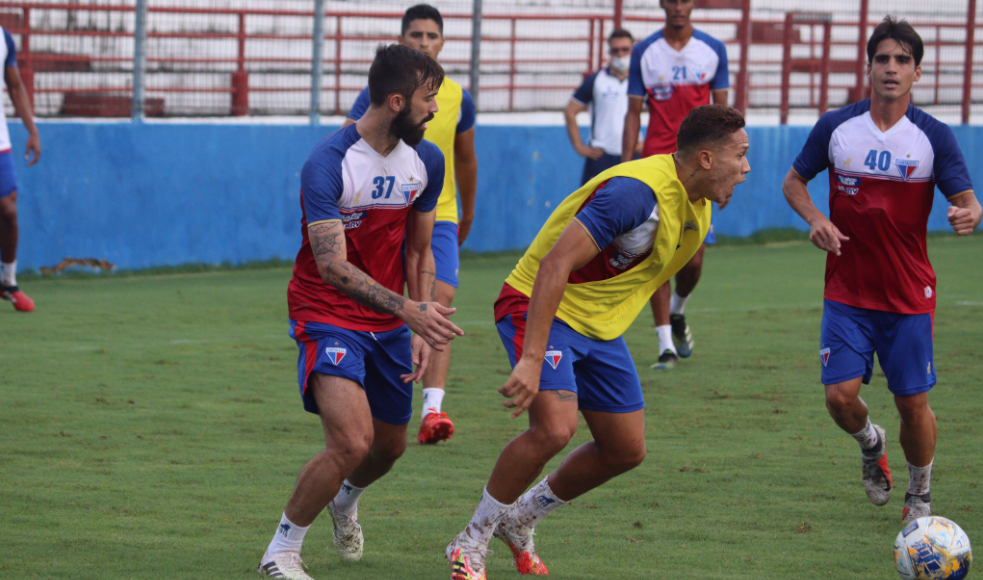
left=861, top=424, right=893, bottom=506
left=257, top=552, right=314, bottom=580
left=446, top=530, right=489, bottom=580
left=901, top=494, right=932, bottom=526
left=328, top=500, right=364, bottom=562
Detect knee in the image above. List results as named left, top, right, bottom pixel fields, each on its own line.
left=825, top=388, right=857, bottom=415
left=529, top=420, right=577, bottom=458
left=604, top=441, right=646, bottom=473
left=0, top=202, right=15, bottom=225
left=329, top=432, right=373, bottom=470
left=685, top=250, right=704, bottom=271
left=372, top=433, right=407, bottom=463
left=896, top=396, right=933, bottom=426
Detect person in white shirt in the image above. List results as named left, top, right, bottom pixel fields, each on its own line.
left=563, top=29, right=639, bottom=185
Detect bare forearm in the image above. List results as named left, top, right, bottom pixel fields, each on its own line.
left=309, top=221, right=409, bottom=316
left=455, top=156, right=477, bottom=220
left=405, top=247, right=436, bottom=303
left=564, top=107, right=585, bottom=151
left=783, top=173, right=825, bottom=226
left=622, top=109, right=640, bottom=162
left=522, top=256, right=571, bottom=360
left=10, top=83, right=37, bottom=135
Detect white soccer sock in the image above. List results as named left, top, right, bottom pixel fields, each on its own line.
left=669, top=291, right=690, bottom=316
left=850, top=419, right=881, bottom=454
left=907, top=460, right=933, bottom=496
left=331, top=479, right=366, bottom=515
left=656, top=325, right=676, bottom=354
left=422, top=388, right=445, bottom=418
left=264, top=513, right=310, bottom=559
left=463, top=488, right=510, bottom=545
left=514, top=477, right=568, bottom=529
left=0, top=261, right=16, bottom=287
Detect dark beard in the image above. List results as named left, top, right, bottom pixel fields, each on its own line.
left=392, top=108, right=433, bottom=146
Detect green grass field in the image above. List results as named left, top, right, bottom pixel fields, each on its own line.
left=3, top=236, right=982, bottom=579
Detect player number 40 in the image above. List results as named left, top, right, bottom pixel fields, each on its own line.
left=864, top=149, right=892, bottom=171
left=372, top=176, right=396, bottom=199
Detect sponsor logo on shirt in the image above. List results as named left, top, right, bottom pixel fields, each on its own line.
left=820, top=347, right=831, bottom=367
left=544, top=350, right=563, bottom=370
left=836, top=174, right=860, bottom=187
left=325, top=347, right=347, bottom=365
left=683, top=221, right=699, bottom=232
left=648, top=84, right=674, bottom=101
left=924, top=286, right=933, bottom=299
left=896, top=158, right=919, bottom=182
left=342, top=210, right=365, bottom=231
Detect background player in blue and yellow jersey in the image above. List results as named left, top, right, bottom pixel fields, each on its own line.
left=784, top=17, right=981, bottom=526
left=345, top=4, right=477, bottom=444
left=257, top=45, right=464, bottom=580
left=0, top=25, right=41, bottom=312
left=623, top=0, right=730, bottom=370
left=445, top=105, right=750, bottom=580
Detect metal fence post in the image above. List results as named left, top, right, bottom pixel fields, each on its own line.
left=132, top=0, right=148, bottom=123
left=469, top=0, right=483, bottom=110
left=963, top=0, right=977, bottom=124
left=310, top=0, right=325, bottom=126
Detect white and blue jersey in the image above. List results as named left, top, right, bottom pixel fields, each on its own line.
left=571, top=67, right=630, bottom=157
left=0, top=27, right=18, bottom=153
left=792, top=100, right=972, bottom=315
left=287, top=124, right=444, bottom=331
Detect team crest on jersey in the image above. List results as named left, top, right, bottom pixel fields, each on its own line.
left=692, top=68, right=708, bottom=83
left=325, top=347, right=347, bottom=365
left=401, top=182, right=421, bottom=205
left=896, top=158, right=919, bottom=182
left=820, top=347, right=831, bottom=367
left=544, top=350, right=563, bottom=370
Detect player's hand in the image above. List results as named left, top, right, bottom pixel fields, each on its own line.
left=808, top=217, right=849, bottom=256
left=401, top=301, right=464, bottom=350
left=400, top=334, right=432, bottom=383
left=948, top=205, right=979, bottom=236
left=499, top=356, right=541, bottom=419
left=634, top=139, right=644, bottom=154
left=25, top=132, right=41, bottom=166
left=458, top=214, right=474, bottom=246
left=576, top=145, right=605, bottom=160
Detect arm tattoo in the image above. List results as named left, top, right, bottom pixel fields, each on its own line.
left=421, top=269, right=437, bottom=301
left=309, top=222, right=407, bottom=315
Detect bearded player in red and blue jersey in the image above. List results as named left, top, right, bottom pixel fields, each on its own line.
left=256, top=45, right=464, bottom=580
left=784, top=17, right=981, bottom=526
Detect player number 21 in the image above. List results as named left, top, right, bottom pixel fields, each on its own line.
left=372, top=176, right=395, bottom=199
left=864, top=149, right=892, bottom=171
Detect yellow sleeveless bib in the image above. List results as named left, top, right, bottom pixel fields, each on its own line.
left=504, top=155, right=711, bottom=341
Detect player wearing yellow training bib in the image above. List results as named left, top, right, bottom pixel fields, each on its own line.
left=447, top=105, right=750, bottom=580
left=345, top=4, right=477, bottom=446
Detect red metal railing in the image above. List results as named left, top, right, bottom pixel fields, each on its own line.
left=1, top=2, right=980, bottom=120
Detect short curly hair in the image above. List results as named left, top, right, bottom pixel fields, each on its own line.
left=676, top=104, right=746, bottom=154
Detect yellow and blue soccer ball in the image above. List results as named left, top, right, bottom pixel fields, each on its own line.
left=895, top=516, right=972, bottom=580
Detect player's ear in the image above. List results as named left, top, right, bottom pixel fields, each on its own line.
left=913, top=64, right=922, bottom=82
left=388, top=92, right=405, bottom=114
left=698, top=148, right=713, bottom=170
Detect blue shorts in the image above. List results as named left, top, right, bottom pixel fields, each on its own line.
left=0, top=150, right=17, bottom=199
left=289, top=320, right=414, bottom=425
left=820, top=299, right=936, bottom=396
left=496, top=313, right=644, bottom=413
left=432, top=221, right=460, bottom=288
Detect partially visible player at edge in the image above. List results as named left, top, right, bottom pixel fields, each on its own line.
left=0, top=25, right=41, bottom=312
left=622, top=0, right=729, bottom=370
left=783, top=16, right=981, bottom=526
left=257, top=44, right=464, bottom=580
left=446, top=105, right=750, bottom=580
left=344, top=4, right=478, bottom=445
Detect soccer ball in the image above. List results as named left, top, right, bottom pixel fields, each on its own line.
left=894, top=516, right=972, bottom=580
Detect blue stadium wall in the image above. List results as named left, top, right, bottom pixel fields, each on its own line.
left=8, top=121, right=982, bottom=270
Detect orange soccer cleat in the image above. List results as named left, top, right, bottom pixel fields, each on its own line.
left=1, top=285, right=34, bottom=312
left=418, top=408, right=455, bottom=444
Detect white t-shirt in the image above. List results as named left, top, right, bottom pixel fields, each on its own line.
left=571, top=67, right=630, bottom=157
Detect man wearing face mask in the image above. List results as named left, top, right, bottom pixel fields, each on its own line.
left=623, top=0, right=731, bottom=372
left=564, top=28, right=638, bottom=184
